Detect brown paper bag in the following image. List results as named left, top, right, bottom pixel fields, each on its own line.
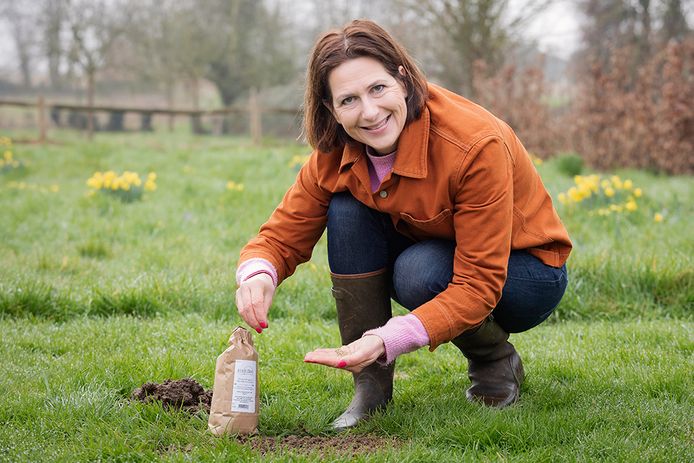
left=208, top=326, right=259, bottom=436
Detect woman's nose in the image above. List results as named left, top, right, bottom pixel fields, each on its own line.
left=360, top=97, right=379, bottom=121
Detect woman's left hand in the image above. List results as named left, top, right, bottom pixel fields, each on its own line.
left=304, top=335, right=386, bottom=373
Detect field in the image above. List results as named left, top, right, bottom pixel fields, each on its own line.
left=1, top=130, right=692, bottom=462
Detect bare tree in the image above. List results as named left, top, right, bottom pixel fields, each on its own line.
left=66, top=0, right=129, bottom=138
left=1, top=0, right=38, bottom=88
left=660, top=0, right=690, bottom=44
left=400, top=0, right=552, bottom=97
left=40, top=0, right=69, bottom=90
left=203, top=0, right=296, bottom=108
left=126, top=0, right=219, bottom=131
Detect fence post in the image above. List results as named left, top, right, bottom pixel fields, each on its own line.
left=249, top=87, right=262, bottom=145
left=37, top=96, right=47, bottom=143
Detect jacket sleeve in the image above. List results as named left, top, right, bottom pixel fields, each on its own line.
left=238, top=152, right=332, bottom=284
left=412, top=136, right=514, bottom=350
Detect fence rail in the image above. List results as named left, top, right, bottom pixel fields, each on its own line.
left=0, top=90, right=299, bottom=144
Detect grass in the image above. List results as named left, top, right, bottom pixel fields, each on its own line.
left=0, top=129, right=692, bottom=462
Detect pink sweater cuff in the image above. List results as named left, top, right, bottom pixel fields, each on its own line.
left=236, top=258, right=278, bottom=287
left=363, top=314, right=430, bottom=365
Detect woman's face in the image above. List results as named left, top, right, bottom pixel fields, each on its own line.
left=328, top=57, right=408, bottom=154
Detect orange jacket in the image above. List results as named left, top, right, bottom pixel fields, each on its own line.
left=239, top=83, right=572, bottom=350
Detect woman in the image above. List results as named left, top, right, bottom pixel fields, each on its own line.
left=235, top=19, right=571, bottom=430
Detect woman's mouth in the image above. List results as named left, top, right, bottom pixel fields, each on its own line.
left=362, top=115, right=390, bottom=132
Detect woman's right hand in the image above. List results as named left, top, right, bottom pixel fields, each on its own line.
left=235, top=273, right=275, bottom=333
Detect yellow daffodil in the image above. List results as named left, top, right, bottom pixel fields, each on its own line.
left=604, top=187, right=615, bottom=197
left=625, top=200, right=637, bottom=211
left=558, top=193, right=567, bottom=204
left=623, top=179, right=633, bottom=189
left=86, top=170, right=154, bottom=201
left=654, top=213, right=663, bottom=222
left=633, top=188, right=642, bottom=197
left=226, top=181, right=245, bottom=191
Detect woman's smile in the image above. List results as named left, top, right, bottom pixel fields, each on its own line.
left=362, top=115, right=390, bottom=132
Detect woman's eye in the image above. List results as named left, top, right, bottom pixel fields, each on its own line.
left=373, top=84, right=385, bottom=93
left=341, top=96, right=355, bottom=105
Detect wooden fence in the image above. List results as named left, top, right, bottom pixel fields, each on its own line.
left=0, top=89, right=298, bottom=144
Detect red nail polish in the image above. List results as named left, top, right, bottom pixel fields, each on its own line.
left=337, top=360, right=347, bottom=368
left=255, top=328, right=262, bottom=334
left=260, top=322, right=268, bottom=329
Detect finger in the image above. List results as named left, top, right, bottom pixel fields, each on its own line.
left=304, top=348, right=347, bottom=368
left=238, top=285, right=261, bottom=332
left=249, top=284, right=269, bottom=329
left=260, top=286, right=274, bottom=329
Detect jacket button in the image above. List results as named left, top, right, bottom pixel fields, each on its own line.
left=379, top=190, right=388, bottom=198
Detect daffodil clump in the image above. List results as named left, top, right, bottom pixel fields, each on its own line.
left=226, top=180, right=244, bottom=192
left=0, top=137, right=23, bottom=173
left=86, top=170, right=157, bottom=202
left=556, top=174, right=652, bottom=218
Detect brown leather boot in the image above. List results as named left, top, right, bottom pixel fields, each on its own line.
left=330, top=269, right=394, bottom=431
left=452, top=317, right=524, bottom=407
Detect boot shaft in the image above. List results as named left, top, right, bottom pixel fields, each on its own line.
left=331, top=270, right=393, bottom=345
left=452, top=317, right=516, bottom=362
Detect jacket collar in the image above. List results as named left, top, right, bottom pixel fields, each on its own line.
left=338, top=106, right=430, bottom=179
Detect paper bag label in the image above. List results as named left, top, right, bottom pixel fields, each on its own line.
left=231, top=359, right=256, bottom=413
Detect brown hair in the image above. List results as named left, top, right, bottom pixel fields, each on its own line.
left=303, top=19, right=428, bottom=153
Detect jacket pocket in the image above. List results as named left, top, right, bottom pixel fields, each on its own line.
left=398, top=209, right=454, bottom=240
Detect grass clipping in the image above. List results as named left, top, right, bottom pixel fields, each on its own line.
left=208, top=326, right=259, bottom=436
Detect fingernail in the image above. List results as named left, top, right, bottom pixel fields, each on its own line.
left=260, top=322, right=268, bottom=329
left=255, top=328, right=262, bottom=334
left=337, top=360, right=347, bottom=368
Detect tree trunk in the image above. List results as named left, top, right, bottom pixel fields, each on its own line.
left=87, top=69, right=95, bottom=140
left=166, top=81, right=175, bottom=132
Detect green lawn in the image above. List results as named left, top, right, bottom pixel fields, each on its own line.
left=1, top=130, right=692, bottom=462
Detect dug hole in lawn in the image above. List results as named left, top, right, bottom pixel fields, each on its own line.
left=130, top=327, right=399, bottom=456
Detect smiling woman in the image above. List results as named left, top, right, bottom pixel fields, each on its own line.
left=233, top=19, right=572, bottom=431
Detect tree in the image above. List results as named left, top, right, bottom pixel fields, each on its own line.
left=65, top=0, right=130, bottom=138
left=41, top=0, right=69, bottom=89
left=1, top=0, right=38, bottom=88
left=660, top=0, right=690, bottom=44
left=126, top=0, right=220, bottom=131
left=400, top=0, right=552, bottom=97
left=203, top=0, right=296, bottom=108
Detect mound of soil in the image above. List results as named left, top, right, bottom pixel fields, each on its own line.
left=133, top=379, right=399, bottom=456
left=131, top=378, right=212, bottom=413
left=237, top=435, right=399, bottom=456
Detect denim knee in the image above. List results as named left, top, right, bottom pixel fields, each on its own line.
left=393, top=240, right=455, bottom=310
left=326, top=192, right=390, bottom=274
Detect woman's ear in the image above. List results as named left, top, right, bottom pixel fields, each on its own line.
left=398, top=65, right=406, bottom=77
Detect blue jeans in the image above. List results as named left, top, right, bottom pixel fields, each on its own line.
left=326, top=192, right=568, bottom=333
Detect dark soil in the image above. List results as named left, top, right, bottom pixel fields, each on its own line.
left=236, top=435, right=399, bottom=456
left=133, top=379, right=399, bottom=456
left=131, top=378, right=212, bottom=413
